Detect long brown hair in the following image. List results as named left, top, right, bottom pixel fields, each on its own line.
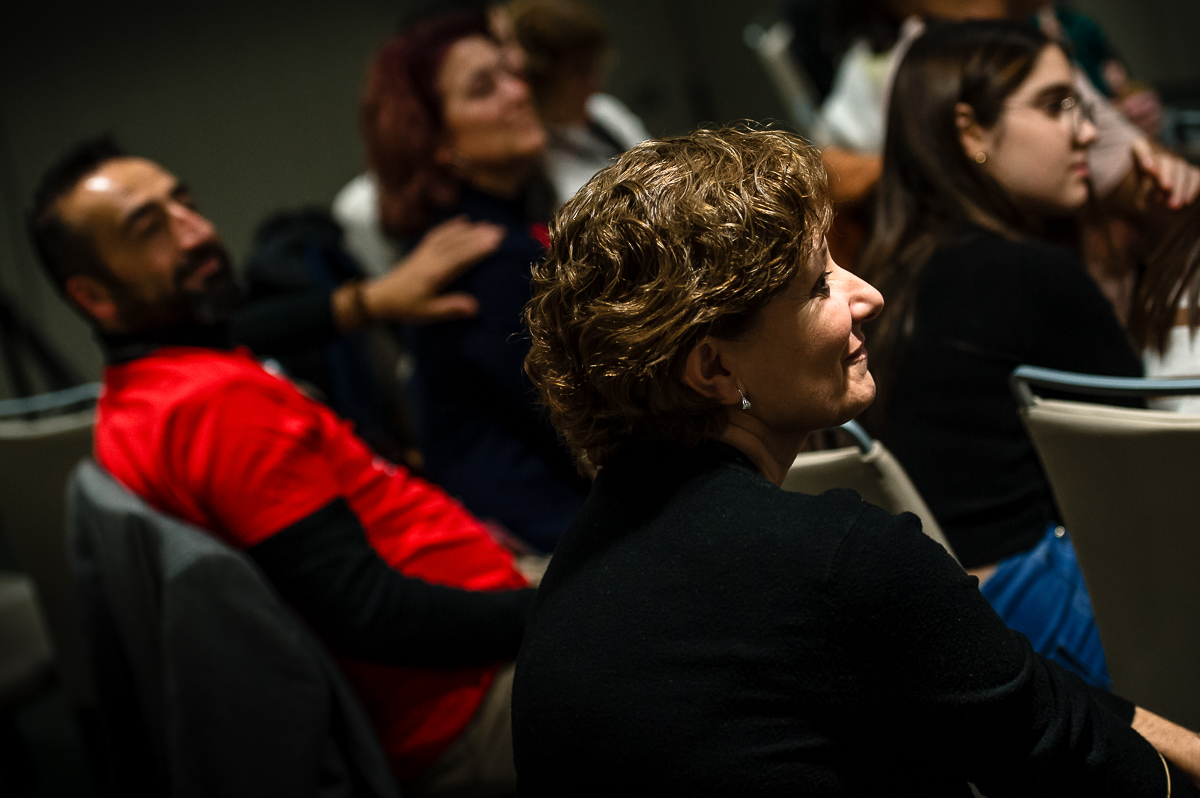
left=1129, top=203, right=1200, bottom=355
left=857, top=20, right=1059, bottom=424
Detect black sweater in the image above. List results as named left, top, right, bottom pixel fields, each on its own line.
left=883, top=229, right=1143, bottom=568
left=512, top=440, right=1171, bottom=797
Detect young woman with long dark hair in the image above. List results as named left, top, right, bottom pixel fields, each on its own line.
left=859, top=19, right=1141, bottom=688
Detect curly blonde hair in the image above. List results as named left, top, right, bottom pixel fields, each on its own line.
left=524, top=127, right=830, bottom=469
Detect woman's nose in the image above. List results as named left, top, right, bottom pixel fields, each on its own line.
left=1075, top=117, right=1099, bottom=148
left=851, top=274, right=884, bottom=324
left=503, top=71, right=532, bottom=104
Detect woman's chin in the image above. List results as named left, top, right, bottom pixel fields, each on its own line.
left=838, top=378, right=877, bottom=426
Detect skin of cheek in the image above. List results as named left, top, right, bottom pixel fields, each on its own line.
left=747, top=300, right=857, bottom=434
left=989, top=124, right=1081, bottom=214
left=439, top=39, right=543, bottom=169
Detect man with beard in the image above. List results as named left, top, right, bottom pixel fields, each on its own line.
left=28, top=138, right=535, bottom=796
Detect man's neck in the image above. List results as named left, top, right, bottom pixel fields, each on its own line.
left=99, top=322, right=231, bottom=365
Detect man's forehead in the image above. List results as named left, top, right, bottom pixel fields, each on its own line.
left=58, top=156, right=177, bottom=228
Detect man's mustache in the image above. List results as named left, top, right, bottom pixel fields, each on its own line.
left=174, top=243, right=233, bottom=291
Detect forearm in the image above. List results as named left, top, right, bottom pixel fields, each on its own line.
left=248, top=498, right=535, bottom=667
left=1134, top=707, right=1200, bottom=789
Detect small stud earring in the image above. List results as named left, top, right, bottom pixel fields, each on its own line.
left=974, top=151, right=987, bottom=164
left=738, top=389, right=751, bottom=411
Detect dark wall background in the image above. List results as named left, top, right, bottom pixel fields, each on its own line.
left=0, top=0, right=1195, bottom=393
left=1073, top=0, right=1200, bottom=94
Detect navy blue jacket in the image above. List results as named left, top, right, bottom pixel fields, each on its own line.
left=406, top=187, right=589, bottom=552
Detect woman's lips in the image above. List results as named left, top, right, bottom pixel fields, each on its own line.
left=845, top=345, right=868, bottom=364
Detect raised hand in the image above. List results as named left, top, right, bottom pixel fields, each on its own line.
left=334, top=216, right=504, bottom=330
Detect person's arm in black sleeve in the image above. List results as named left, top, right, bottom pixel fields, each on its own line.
left=829, top=505, right=1184, bottom=796
left=247, top=498, right=536, bottom=668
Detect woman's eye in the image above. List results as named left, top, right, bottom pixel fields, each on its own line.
left=1045, top=95, right=1076, bottom=118
left=467, top=73, right=497, bottom=99
left=813, top=271, right=831, bottom=297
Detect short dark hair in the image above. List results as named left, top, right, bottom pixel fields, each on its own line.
left=27, top=135, right=127, bottom=296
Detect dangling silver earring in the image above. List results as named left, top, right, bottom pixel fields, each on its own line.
left=738, top=389, right=751, bottom=411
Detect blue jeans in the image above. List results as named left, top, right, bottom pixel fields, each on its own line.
left=979, top=523, right=1111, bottom=689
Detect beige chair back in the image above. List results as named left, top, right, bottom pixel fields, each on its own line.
left=0, top=408, right=97, bottom=708
left=1021, top=397, right=1200, bottom=727
left=782, top=439, right=958, bottom=564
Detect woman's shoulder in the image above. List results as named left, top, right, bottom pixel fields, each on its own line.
left=733, top=481, right=952, bottom=590
left=695, top=455, right=924, bottom=563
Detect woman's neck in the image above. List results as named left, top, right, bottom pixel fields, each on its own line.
left=716, top=417, right=807, bottom=487
left=460, top=158, right=537, bottom=200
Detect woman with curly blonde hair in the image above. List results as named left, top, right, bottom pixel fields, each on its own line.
left=512, top=127, right=1200, bottom=795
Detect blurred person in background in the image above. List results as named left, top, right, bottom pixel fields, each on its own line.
left=808, top=0, right=1198, bottom=274
left=1131, top=202, right=1200, bottom=411
left=27, top=137, right=539, bottom=796
left=812, top=0, right=1009, bottom=267
left=859, top=20, right=1150, bottom=688
left=334, top=0, right=525, bottom=278
left=511, top=0, right=649, bottom=205
left=361, top=11, right=588, bottom=554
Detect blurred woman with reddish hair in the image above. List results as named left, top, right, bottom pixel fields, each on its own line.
left=361, top=12, right=589, bottom=554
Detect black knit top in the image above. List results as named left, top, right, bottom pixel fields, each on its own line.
left=883, top=228, right=1142, bottom=568
left=512, top=439, right=1170, bottom=797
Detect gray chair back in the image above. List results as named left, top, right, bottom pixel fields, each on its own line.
left=0, top=388, right=99, bottom=708
left=67, top=458, right=401, bottom=798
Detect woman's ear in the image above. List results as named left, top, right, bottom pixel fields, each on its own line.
left=955, top=102, right=988, bottom=164
left=683, top=337, right=741, bottom=406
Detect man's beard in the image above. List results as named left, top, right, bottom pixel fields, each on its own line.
left=109, top=242, right=245, bottom=333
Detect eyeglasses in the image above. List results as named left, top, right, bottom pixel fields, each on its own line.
left=1054, top=96, right=1096, bottom=138
left=1012, top=95, right=1096, bottom=139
